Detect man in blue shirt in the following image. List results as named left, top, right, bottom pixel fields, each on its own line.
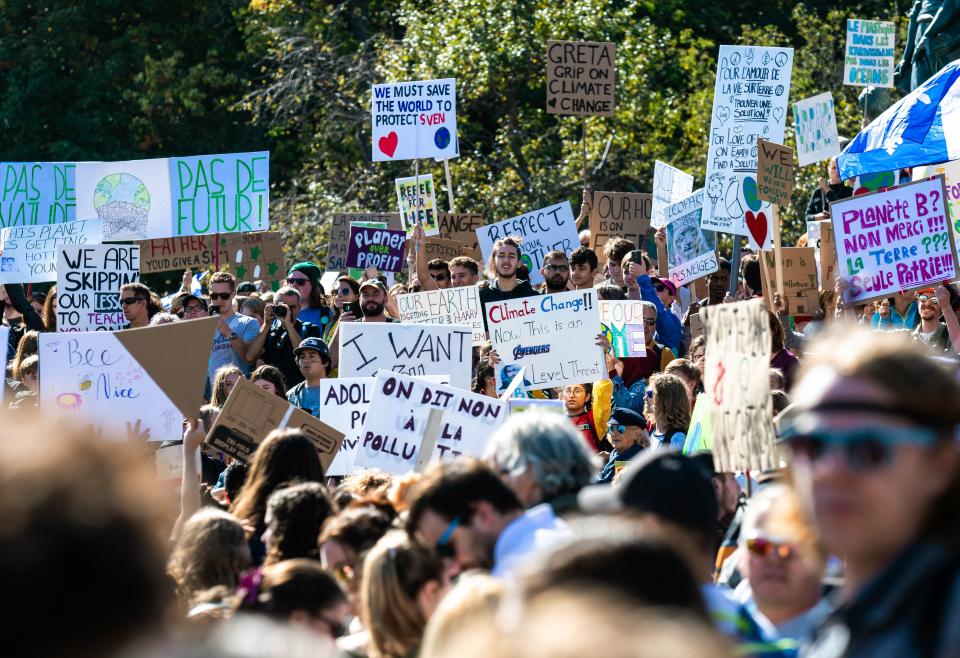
left=286, top=337, right=331, bottom=416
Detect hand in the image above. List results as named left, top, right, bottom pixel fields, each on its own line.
left=182, top=269, right=192, bottom=289
left=217, top=316, right=233, bottom=337
left=363, top=266, right=379, bottom=281
left=126, top=419, right=152, bottom=450
left=654, top=227, right=666, bottom=248
left=581, top=189, right=592, bottom=215
left=264, top=304, right=275, bottom=323
left=413, top=222, right=426, bottom=242
left=723, top=292, right=735, bottom=304
left=835, top=277, right=852, bottom=302
left=814, top=212, right=830, bottom=220
left=682, top=300, right=700, bottom=325
left=773, top=292, right=789, bottom=315
left=183, top=418, right=206, bottom=453
left=935, top=282, right=951, bottom=308
left=488, top=349, right=502, bottom=367
left=624, top=262, right=642, bottom=286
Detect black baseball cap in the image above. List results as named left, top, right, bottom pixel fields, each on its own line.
left=293, top=336, right=330, bottom=360
left=608, top=407, right=647, bottom=429
left=578, top=449, right=718, bottom=533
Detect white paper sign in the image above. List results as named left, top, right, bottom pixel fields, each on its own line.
left=793, top=92, right=841, bottom=167
left=702, top=45, right=793, bottom=246
left=0, top=325, right=8, bottom=405
left=396, top=284, right=485, bottom=346
left=372, top=78, right=458, bottom=162
left=487, top=289, right=604, bottom=392
left=0, top=162, right=77, bottom=226
left=844, top=19, right=895, bottom=88
left=56, top=245, right=140, bottom=332
left=338, top=322, right=473, bottom=391
left=475, top=201, right=579, bottom=286
left=0, top=218, right=103, bottom=284
left=652, top=161, right=694, bottom=228
left=664, top=189, right=719, bottom=287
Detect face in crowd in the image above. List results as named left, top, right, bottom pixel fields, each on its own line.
left=334, top=281, right=358, bottom=311
left=297, top=348, right=327, bottom=380
left=286, top=272, right=313, bottom=308
left=916, top=289, right=941, bottom=322
left=570, top=260, right=596, bottom=288
left=208, top=281, right=235, bottom=317
left=120, top=288, right=149, bottom=324
left=541, top=255, right=570, bottom=291
left=561, top=385, right=590, bottom=415
left=642, top=305, right=657, bottom=345
left=428, top=265, right=451, bottom=290
left=607, top=420, right=645, bottom=453
left=360, top=286, right=387, bottom=318
left=493, top=244, right=520, bottom=279
left=449, top=263, right=479, bottom=288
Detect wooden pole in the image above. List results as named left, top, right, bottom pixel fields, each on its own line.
left=772, top=205, right=785, bottom=301
left=413, top=158, right=420, bottom=230
left=443, top=158, right=456, bottom=213
left=728, top=234, right=742, bottom=298
left=581, top=119, right=588, bottom=191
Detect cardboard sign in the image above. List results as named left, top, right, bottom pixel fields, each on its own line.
left=138, top=235, right=217, bottom=273
left=702, top=45, right=794, bottom=246
left=326, top=212, right=401, bottom=272
left=844, top=19, right=895, bottom=88
left=206, top=376, right=343, bottom=468
left=410, top=236, right=479, bottom=263
left=664, top=190, right=718, bottom=287
left=345, top=226, right=406, bottom=272
left=396, top=174, right=437, bottom=237
left=0, top=218, right=103, bottom=284
left=545, top=40, right=615, bottom=116
left=761, top=247, right=819, bottom=314
left=757, top=139, right=795, bottom=207
left=476, top=201, right=579, bottom=286
left=598, top=300, right=647, bottom=357
left=56, top=245, right=140, bottom=332
left=589, top=192, right=653, bottom=262
left=793, top=92, right=840, bottom=167
left=0, top=162, right=76, bottom=227
left=831, top=177, right=955, bottom=304
left=818, top=219, right=838, bottom=293
left=39, top=317, right=218, bottom=441
left=689, top=312, right=704, bottom=340
left=372, top=78, right=458, bottom=162
left=355, top=372, right=506, bottom=474
left=652, top=161, right=695, bottom=229
left=396, top=285, right=485, bottom=346
left=487, top=289, right=604, bottom=392
left=914, top=160, right=960, bottom=255
left=76, top=152, right=269, bottom=240
left=702, top=299, right=775, bottom=472
left=437, top=212, right=484, bottom=254
left=338, top=322, right=473, bottom=390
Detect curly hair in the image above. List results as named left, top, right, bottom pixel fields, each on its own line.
left=167, top=508, right=251, bottom=607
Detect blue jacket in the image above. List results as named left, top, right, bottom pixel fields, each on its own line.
left=637, top=274, right=682, bottom=353
left=611, top=375, right=646, bottom=414
left=597, top=444, right=642, bottom=484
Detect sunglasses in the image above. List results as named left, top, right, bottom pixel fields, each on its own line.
left=209, top=292, right=232, bottom=301
left=435, top=515, right=461, bottom=559
left=336, top=287, right=353, bottom=296
left=545, top=264, right=569, bottom=272
left=917, top=294, right=940, bottom=305
left=429, top=273, right=449, bottom=281
left=119, top=297, right=144, bottom=306
left=654, top=284, right=673, bottom=294
left=287, top=277, right=310, bottom=286
left=746, top=537, right=794, bottom=560
left=782, top=426, right=938, bottom=473
left=607, top=423, right=628, bottom=434
left=642, top=318, right=656, bottom=326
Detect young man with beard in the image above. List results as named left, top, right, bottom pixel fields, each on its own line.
left=478, top=237, right=535, bottom=329
left=286, top=337, right=332, bottom=416
left=539, top=250, right=571, bottom=294
left=569, top=246, right=598, bottom=290
left=912, top=284, right=960, bottom=353
left=353, top=279, right=395, bottom=323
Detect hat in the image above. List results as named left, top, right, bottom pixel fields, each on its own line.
left=608, top=407, right=647, bottom=429
left=237, top=281, right=257, bottom=294
left=171, top=291, right=208, bottom=314
left=578, top=450, right=718, bottom=533
left=650, top=277, right=677, bottom=297
left=293, top=336, right=331, bottom=360
left=359, top=279, right=388, bottom=294
left=289, top=262, right=324, bottom=294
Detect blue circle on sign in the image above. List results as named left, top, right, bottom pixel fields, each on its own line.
left=434, top=127, right=451, bottom=149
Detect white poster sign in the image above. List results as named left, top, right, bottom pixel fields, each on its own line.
left=372, top=78, right=458, bottom=162
left=793, top=92, right=841, bottom=167
left=664, top=189, right=719, bottom=287
left=844, top=19, right=895, bottom=88
left=396, top=284, right=485, bottom=346
left=652, top=161, right=694, bottom=228
left=0, top=162, right=77, bottom=227
left=56, top=245, right=140, bottom=332
left=0, top=218, right=103, bottom=284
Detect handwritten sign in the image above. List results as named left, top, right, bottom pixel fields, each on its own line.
left=652, top=161, right=694, bottom=229
left=326, top=212, right=401, bottom=272
left=396, top=175, right=437, bottom=237
left=396, top=285, right=485, bottom=346
left=0, top=218, right=102, bottom=284
left=138, top=231, right=284, bottom=289
left=914, top=160, right=960, bottom=256
left=487, top=289, right=604, bottom=392
left=831, top=177, right=955, bottom=304
left=598, top=300, right=647, bottom=357
left=545, top=40, right=615, bottom=116
left=345, top=226, right=406, bottom=272
left=372, top=78, right=458, bottom=162
left=56, top=245, right=140, bottom=332
left=702, top=45, right=793, bottom=246
left=589, top=192, right=653, bottom=263
left=757, top=139, right=795, bottom=207
left=476, top=201, right=578, bottom=286
left=0, top=162, right=76, bottom=227
left=664, top=190, right=718, bottom=287
left=793, top=92, right=840, bottom=167
left=761, top=247, right=819, bottom=315
left=702, top=299, right=775, bottom=472
left=410, top=236, right=479, bottom=263
left=844, top=19, right=895, bottom=88
left=338, top=322, right=472, bottom=391
left=818, top=219, right=838, bottom=293
left=437, top=212, right=484, bottom=253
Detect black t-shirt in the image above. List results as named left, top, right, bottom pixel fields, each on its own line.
left=478, top=279, right=537, bottom=330
left=261, top=319, right=322, bottom=388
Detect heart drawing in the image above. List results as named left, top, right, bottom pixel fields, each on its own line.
left=715, top=106, right=730, bottom=125
left=773, top=107, right=784, bottom=123
left=378, top=131, right=399, bottom=158
left=745, top=210, right=768, bottom=249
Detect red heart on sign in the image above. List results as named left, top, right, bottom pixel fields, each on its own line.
left=745, top=210, right=768, bottom=248
left=378, top=131, right=399, bottom=158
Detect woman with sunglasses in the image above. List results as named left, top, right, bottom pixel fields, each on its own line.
left=324, top=276, right=361, bottom=374
left=783, top=328, right=960, bottom=657
left=286, top=262, right=335, bottom=330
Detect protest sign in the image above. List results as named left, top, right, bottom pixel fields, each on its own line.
left=411, top=236, right=479, bottom=263
left=689, top=312, right=704, bottom=340
left=487, top=289, right=604, bottom=392
left=355, top=372, right=506, bottom=474
left=205, top=376, right=343, bottom=467
left=326, top=212, right=401, bottom=272
left=598, top=300, right=647, bottom=358
left=652, top=161, right=694, bottom=229
left=853, top=170, right=901, bottom=196
left=39, top=317, right=218, bottom=441
left=396, top=175, right=437, bottom=237
left=499, top=367, right=528, bottom=401
left=76, top=152, right=269, bottom=241
left=702, top=299, right=776, bottom=472
left=702, top=45, right=793, bottom=246
left=914, top=160, right=960, bottom=252
left=757, top=139, right=795, bottom=207
left=338, top=322, right=472, bottom=390
left=0, top=218, right=102, bottom=284
left=545, top=40, right=615, bottom=116
left=155, top=444, right=201, bottom=489
left=760, top=247, right=819, bottom=314
left=844, top=19, right=896, bottom=88
left=56, top=245, right=140, bottom=332
left=396, top=285, right=485, bottom=346
left=589, top=192, right=653, bottom=262
left=138, top=235, right=216, bottom=273
left=0, top=162, right=76, bottom=227
left=508, top=398, right=565, bottom=414
left=793, top=92, right=840, bottom=167
left=437, top=212, right=484, bottom=253
left=818, top=219, right=838, bottom=293
left=682, top=393, right=714, bottom=455
left=663, top=190, right=718, bottom=287
left=372, top=78, right=458, bottom=162
left=476, top=201, right=578, bottom=286
left=831, top=177, right=955, bottom=304
left=345, top=226, right=406, bottom=272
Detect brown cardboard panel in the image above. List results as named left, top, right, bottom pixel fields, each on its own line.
left=757, top=139, right=795, bottom=207
left=436, top=212, right=484, bottom=254
left=546, top=40, right=616, bottom=117
left=589, top=192, right=652, bottom=263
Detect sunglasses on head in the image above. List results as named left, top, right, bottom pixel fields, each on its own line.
left=435, top=515, right=461, bottom=559
left=746, top=537, right=794, bottom=560
left=782, top=426, right=939, bottom=473
left=209, top=292, right=232, bottom=301
left=119, top=297, right=144, bottom=306
left=287, top=277, right=310, bottom=285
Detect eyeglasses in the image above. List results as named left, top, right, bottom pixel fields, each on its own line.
left=209, top=292, right=232, bottom=301
left=429, top=272, right=449, bottom=281
left=642, top=318, right=656, bottom=326
left=119, top=297, right=144, bottom=306
left=183, top=304, right=206, bottom=314
left=336, top=287, right=353, bottom=296
left=545, top=264, right=570, bottom=272
left=564, top=387, right=587, bottom=395
left=435, top=516, right=461, bottom=559
left=917, top=294, right=940, bottom=305
left=782, top=426, right=938, bottom=473
left=746, top=537, right=795, bottom=560
left=607, top=423, right=628, bottom=434
left=287, top=277, right=310, bottom=286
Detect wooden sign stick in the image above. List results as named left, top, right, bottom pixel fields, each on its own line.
left=581, top=119, right=588, bottom=191
left=443, top=159, right=456, bottom=214
left=771, top=205, right=786, bottom=305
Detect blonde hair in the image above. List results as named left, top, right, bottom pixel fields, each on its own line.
left=649, top=373, right=690, bottom=432
left=420, top=575, right=503, bottom=658
left=210, top=365, right=243, bottom=408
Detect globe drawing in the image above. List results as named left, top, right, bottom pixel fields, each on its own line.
left=93, top=173, right=150, bottom=239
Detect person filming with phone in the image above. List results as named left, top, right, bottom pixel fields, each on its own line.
left=246, top=285, right=322, bottom=390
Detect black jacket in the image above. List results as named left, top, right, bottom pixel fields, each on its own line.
left=478, top=278, right=536, bottom=330
left=804, top=182, right=853, bottom=222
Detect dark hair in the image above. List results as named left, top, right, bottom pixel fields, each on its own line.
left=621, top=250, right=651, bottom=272
left=427, top=258, right=450, bottom=273
left=223, top=461, right=249, bottom=504
left=473, top=362, right=495, bottom=395
left=250, top=364, right=288, bottom=398
left=489, top=237, right=523, bottom=276
left=716, top=257, right=731, bottom=273
left=243, top=558, right=346, bottom=618
left=405, top=459, right=522, bottom=534
left=449, top=256, right=479, bottom=275
left=120, top=282, right=161, bottom=318
left=208, top=271, right=237, bottom=293
left=603, top=238, right=635, bottom=266
left=741, top=254, right=762, bottom=294
left=337, top=276, right=360, bottom=297
left=264, top=482, right=334, bottom=566
left=570, top=246, right=598, bottom=270
left=320, top=505, right=396, bottom=557
left=768, top=310, right=785, bottom=353
left=596, top=285, right=627, bottom=301
left=41, top=286, right=57, bottom=331
left=543, top=250, right=568, bottom=263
